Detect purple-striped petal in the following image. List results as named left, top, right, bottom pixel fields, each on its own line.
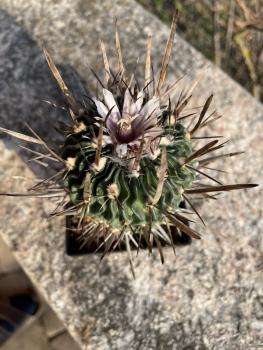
left=122, top=89, right=133, bottom=118
left=93, top=99, right=108, bottom=118
left=103, top=89, right=121, bottom=122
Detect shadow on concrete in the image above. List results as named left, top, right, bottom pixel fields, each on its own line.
left=0, top=10, right=88, bottom=178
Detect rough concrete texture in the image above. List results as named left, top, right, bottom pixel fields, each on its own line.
left=0, top=1, right=262, bottom=349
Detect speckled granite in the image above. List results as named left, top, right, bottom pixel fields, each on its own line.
left=0, top=1, right=262, bottom=349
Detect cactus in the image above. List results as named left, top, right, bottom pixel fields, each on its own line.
left=0, top=13, right=257, bottom=276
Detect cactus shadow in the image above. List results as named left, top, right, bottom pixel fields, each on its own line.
left=0, top=10, right=87, bottom=179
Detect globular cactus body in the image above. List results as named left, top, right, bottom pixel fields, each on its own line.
left=63, top=105, right=195, bottom=238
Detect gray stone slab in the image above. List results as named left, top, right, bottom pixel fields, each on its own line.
left=0, top=1, right=262, bottom=349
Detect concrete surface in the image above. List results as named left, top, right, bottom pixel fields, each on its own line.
left=0, top=1, right=262, bottom=349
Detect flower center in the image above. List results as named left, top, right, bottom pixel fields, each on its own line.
left=117, top=118, right=132, bottom=132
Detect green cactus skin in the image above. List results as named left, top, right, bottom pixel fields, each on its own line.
left=63, top=114, right=196, bottom=236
